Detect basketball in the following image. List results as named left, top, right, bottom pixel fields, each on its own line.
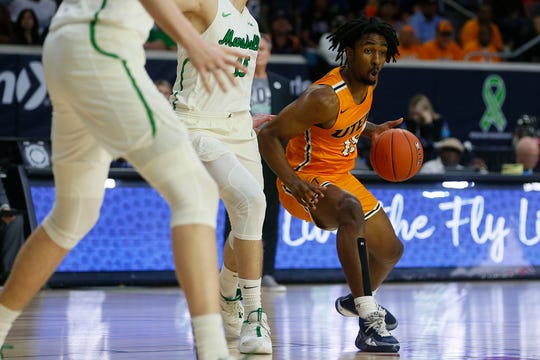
left=369, top=129, right=424, bottom=182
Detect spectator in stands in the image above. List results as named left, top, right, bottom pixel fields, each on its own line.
left=8, top=0, right=56, bottom=37
left=460, top=3, right=504, bottom=51
left=375, top=0, right=404, bottom=31
left=10, top=8, right=41, bottom=45
left=407, top=0, right=445, bottom=43
left=404, top=93, right=449, bottom=161
left=419, top=20, right=463, bottom=60
left=0, top=180, right=25, bottom=281
left=463, top=22, right=501, bottom=62
left=397, top=24, right=423, bottom=60
left=420, top=137, right=489, bottom=174
left=269, top=11, right=302, bottom=54
left=419, top=137, right=463, bottom=174
left=301, top=0, right=336, bottom=50
left=515, top=136, right=539, bottom=174
left=0, top=5, right=13, bottom=44
left=363, top=0, right=377, bottom=19
left=513, top=114, right=539, bottom=145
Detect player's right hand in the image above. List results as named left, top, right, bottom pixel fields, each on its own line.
left=286, top=179, right=326, bottom=211
left=186, top=42, right=248, bottom=94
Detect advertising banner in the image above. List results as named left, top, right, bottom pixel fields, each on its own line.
left=4, top=50, right=539, bottom=146
left=29, top=178, right=540, bottom=278
left=0, top=50, right=51, bottom=137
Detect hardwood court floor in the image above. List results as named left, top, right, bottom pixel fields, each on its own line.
left=2, top=280, right=540, bottom=359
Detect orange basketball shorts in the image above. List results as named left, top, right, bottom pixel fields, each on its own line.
left=277, top=172, right=380, bottom=223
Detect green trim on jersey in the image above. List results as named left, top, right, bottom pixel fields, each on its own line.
left=89, top=0, right=156, bottom=136
left=179, top=58, right=190, bottom=92
left=172, top=58, right=189, bottom=110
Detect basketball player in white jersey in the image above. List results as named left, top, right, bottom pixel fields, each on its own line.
left=171, top=0, right=272, bottom=355
left=0, top=1, right=249, bottom=359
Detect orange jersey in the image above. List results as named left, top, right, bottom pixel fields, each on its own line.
left=285, top=67, right=372, bottom=175
left=397, top=44, right=424, bottom=60
left=460, top=19, right=503, bottom=51
left=419, top=40, right=463, bottom=61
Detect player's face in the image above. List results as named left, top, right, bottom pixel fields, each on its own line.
left=347, top=33, right=388, bottom=86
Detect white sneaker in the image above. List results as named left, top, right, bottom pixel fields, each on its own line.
left=220, top=288, right=243, bottom=339
left=238, top=308, right=272, bottom=354
left=261, top=275, right=286, bottom=292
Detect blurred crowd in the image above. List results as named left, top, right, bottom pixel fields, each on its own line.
left=245, top=0, right=540, bottom=65
left=2, top=0, right=539, bottom=64
left=0, top=0, right=57, bottom=45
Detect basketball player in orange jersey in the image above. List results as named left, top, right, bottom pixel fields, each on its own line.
left=258, top=17, right=403, bottom=353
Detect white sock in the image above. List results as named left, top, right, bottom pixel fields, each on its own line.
left=191, top=313, right=229, bottom=360
left=238, top=278, right=261, bottom=315
left=0, top=304, right=21, bottom=346
left=219, top=265, right=238, bottom=299
left=354, top=296, right=378, bottom=318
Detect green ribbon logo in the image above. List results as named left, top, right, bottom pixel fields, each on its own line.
left=480, top=74, right=507, bottom=132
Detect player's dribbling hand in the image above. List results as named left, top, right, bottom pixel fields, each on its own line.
left=186, top=42, right=249, bottom=94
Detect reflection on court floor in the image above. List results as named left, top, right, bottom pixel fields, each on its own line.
left=3, top=281, right=540, bottom=359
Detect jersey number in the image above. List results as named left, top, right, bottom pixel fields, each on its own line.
left=342, top=135, right=359, bottom=156
left=234, top=56, right=250, bottom=77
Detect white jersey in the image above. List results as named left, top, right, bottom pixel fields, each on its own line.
left=48, top=0, right=153, bottom=44
left=171, top=0, right=259, bottom=113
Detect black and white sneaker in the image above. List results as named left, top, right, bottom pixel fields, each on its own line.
left=335, top=293, right=398, bottom=330
left=356, top=311, right=400, bottom=353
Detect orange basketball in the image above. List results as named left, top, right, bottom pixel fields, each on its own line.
left=369, top=129, right=424, bottom=182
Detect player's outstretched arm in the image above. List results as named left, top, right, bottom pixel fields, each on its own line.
left=140, top=0, right=248, bottom=93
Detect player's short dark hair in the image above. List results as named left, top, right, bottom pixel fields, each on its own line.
left=327, top=16, right=400, bottom=65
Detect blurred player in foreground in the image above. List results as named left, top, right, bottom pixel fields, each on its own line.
left=0, top=1, right=248, bottom=359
